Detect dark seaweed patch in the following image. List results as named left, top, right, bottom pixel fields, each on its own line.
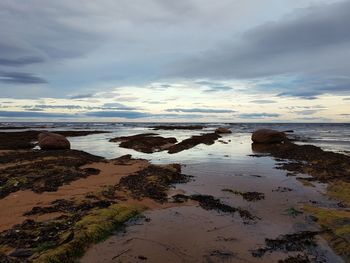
left=252, top=231, right=320, bottom=257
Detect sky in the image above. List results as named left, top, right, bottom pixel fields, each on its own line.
left=0, top=0, right=349, bottom=122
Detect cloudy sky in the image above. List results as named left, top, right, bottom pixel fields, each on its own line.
left=0, top=0, right=349, bottom=122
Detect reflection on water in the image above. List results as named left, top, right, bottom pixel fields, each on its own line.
left=0, top=123, right=348, bottom=262
left=68, top=127, right=344, bottom=263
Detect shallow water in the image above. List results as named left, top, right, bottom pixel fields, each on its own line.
left=69, top=129, right=343, bottom=263
left=0, top=123, right=347, bottom=262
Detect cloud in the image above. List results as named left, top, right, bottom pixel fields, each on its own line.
left=250, top=99, right=276, bottom=104
left=277, top=91, right=318, bottom=100
left=85, top=110, right=150, bottom=119
left=170, top=0, right=350, bottom=97
left=85, top=110, right=203, bottom=119
left=238, top=113, right=280, bottom=119
left=293, top=109, right=320, bottom=115
left=102, top=102, right=138, bottom=110
left=0, top=57, right=45, bottom=67
left=70, top=94, right=94, bottom=99
left=203, top=86, right=233, bottom=93
left=166, top=108, right=235, bottom=113
left=0, top=111, right=74, bottom=118
left=343, top=97, right=350, bottom=100
left=23, top=105, right=82, bottom=110
left=0, top=71, right=47, bottom=84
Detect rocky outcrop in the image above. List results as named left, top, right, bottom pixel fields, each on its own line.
left=38, top=132, right=71, bottom=150
left=215, top=127, right=232, bottom=134
left=251, top=129, right=286, bottom=144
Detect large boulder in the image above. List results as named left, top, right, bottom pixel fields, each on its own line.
left=215, top=127, right=232, bottom=134
left=251, top=129, right=286, bottom=144
left=38, top=132, right=70, bottom=150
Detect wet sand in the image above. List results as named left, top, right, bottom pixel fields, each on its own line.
left=0, top=127, right=349, bottom=262
left=0, top=159, right=149, bottom=232
left=80, top=132, right=346, bottom=263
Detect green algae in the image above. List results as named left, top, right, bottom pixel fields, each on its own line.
left=304, top=205, right=350, bottom=261
left=328, top=181, right=350, bottom=206
left=34, top=204, right=143, bottom=263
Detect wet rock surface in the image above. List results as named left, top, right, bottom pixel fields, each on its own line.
left=252, top=129, right=287, bottom=144
left=0, top=130, right=109, bottom=150
left=167, top=132, right=221, bottom=154
left=251, top=142, right=350, bottom=182
left=215, top=127, right=232, bottom=134
left=117, top=164, right=191, bottom=202
left=38, top=132, right=70, bottom=150
left=110, top=133, right=177, bottom=153
left=0, top=150, right=103, bottom=198
left=110, top=132, right=221, bottom=154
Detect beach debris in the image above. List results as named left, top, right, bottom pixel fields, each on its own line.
left=222, top=189, right=265, bottom=202
left=110, top=133, right=177, bottom=153
left=167, top=132, right=221, bottom=154
left=251, top=231, right=320, bottom=257
left=38, top=132, right=70, bottom=150
left=251, top=129, right=287, bottom=144
left=215, top=127, right=232, bottom=134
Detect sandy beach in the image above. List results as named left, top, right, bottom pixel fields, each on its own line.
left=0, top=123, right=349, bottom=263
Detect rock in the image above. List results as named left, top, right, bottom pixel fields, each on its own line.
left=251, top=129, right=286, bottom=144
left=215, top=127, right=232, bottom=134
left=38, top=132, right=70, bottom=150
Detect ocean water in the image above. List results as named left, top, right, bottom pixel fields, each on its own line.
left=1, top=122, right=349, bottom=157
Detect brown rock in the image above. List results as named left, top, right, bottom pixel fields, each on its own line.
left=251, top=129, right=286, bottom=144
left=215, top=127, right=232, bottom=134
left=38, top=132, right=70, bottom=150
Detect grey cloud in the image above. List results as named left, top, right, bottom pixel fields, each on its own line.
left=70, top=94, right=94, bottom=99
left=0, top=111, right=74, bottom=118
left=293, top=110, right=320, bottom=115
left=204, top=86, right=233, bottom=93
left=23, top=105, right=82, bottom=110
left=0, top=57, right=45, bottom=67
left=170, top=0, right=350, bottom=96
left=343, top=98, right=350, bottom=100
left=250, top=99, right=276, bottom=104
left=277, top=92, right=318, bottom=100
left=166, top=108, right=235, bottom=113
left=0, top=71, right=47, bottom=84
left=238, top=113, right=280, bottom=119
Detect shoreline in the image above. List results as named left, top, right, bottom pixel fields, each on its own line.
left=0, top=127, right=349, bottom=262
